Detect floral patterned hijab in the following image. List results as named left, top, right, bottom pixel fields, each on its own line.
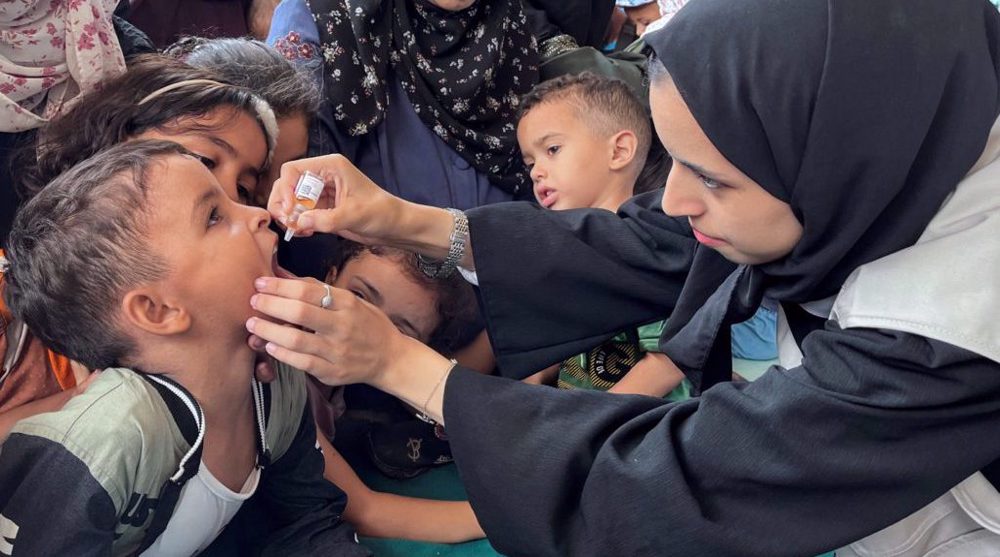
left=0, top=0, right=126, bottom=133
left=308, top=0, right=539, bottom=193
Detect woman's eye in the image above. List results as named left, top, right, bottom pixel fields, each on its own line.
left=698, top=173, right=723, bottom=189
left=351, top=290, right=367, bottom=301
left=547, top=145, right=561, bottom=156
left=207, top=207, right=223, bottom=227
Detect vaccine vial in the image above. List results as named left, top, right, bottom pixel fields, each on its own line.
left=283, top=171, right=326, bottom=242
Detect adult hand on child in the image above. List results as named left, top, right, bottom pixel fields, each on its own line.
left=245, top=276, right=447, bottom=390
left=268, top=154, right=407, bottom=246
left=249, top=264, right=299, bottom=384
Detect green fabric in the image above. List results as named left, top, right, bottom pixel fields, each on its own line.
left=556, top=320, right=691, bottom=400
left=733, top=357, right=779, bottom=382
left=356, top=461, right=502, bottom=557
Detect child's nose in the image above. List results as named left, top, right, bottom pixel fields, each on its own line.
left=530, top=163, right=545, bottom=182
left=247, top=205, right=271, bottom=231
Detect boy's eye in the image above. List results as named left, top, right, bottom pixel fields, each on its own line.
left=546, top=145, right=561, bottom=156
left=207, top=207, right=223, bottom=227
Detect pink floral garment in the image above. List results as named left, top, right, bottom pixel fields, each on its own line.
left=1, top=0, right=125, bottom=132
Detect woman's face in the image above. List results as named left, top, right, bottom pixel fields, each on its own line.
left=650, top=79, right=803, bottom=265
left=133, top=107, right=268, bottom=205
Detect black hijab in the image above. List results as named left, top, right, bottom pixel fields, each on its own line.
left=307, top=0, right=539, bottom=194
left=646, top=0, right=1000, bottom=388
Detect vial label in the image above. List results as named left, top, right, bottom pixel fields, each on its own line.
left=294, top=171, right=325, bottom=202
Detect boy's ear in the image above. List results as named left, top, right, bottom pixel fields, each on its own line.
left=121, top=287, right=191, bottom=337
left=609, top=130, right=640, bottom=171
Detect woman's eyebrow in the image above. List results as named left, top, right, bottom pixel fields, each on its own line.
left=674, top=156, right=725, bottom=180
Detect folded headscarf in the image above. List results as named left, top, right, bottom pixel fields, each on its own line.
left=1, top=0, right=125, bottom=133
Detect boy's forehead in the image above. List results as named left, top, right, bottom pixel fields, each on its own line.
left=145, top=154, right=223, bottom=212
left=520, top=98, right=601, bottom=140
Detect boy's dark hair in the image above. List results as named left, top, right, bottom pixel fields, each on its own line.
left=337, top=242, right=483, bottom=354
left=519, top=71, right=653, bottom=172
left=4, top=141, right=189, bottom=370
left=18, top=55, right=267, bottom=199
left=166, top=37, right=322, bottom=119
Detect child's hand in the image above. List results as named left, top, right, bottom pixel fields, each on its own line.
left=267, top=154, right=404, bottom=245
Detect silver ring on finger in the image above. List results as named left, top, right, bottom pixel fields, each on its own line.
left=319, top=284, right=333, bottom=309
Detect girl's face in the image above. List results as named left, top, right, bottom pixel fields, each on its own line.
left=328, top=252, right=440, bottom=343
left=260, top=112, right=310, bottom=208
left=650, top=79, right=803, bottom=265
left=133, top=107, right=268, bottom=205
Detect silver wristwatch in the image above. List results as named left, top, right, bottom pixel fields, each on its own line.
left=418, top=208, right=469, bottom=278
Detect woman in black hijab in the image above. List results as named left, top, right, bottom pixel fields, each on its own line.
left=250, top=0, right=1000, bottom=555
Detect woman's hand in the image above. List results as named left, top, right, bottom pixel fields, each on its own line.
left=267, top=154, right=467, bottom=266
left=245, top=277, right=423, bottom=385
left=268, top=154, right=404, bottom=245
left=246, top=276, right=456, bottom=423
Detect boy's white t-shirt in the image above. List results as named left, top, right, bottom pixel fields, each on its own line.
left=140, top=464, right=260, bottom=557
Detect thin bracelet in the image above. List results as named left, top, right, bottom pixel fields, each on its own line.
left=415, top=359, right=458, bottom=425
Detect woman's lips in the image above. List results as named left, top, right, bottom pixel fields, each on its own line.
left=692, top=227, right=727, bottom=247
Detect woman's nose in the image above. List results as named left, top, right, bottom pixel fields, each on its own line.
left=661, top=169, right=706, bottom=218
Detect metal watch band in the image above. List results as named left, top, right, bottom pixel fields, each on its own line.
left=417, top=208, right=468, bottom=278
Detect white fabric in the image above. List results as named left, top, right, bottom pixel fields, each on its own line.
left=140, top=465, right=260, bottom=557
left=643, top=0, right=687, bottom=36
left=774, top=304, right=802, bottom=369
left=837, top=487, right=1000, bottom=557
left=0, top=0, right=125, bottom=132
left=831, top=116, right=1000, bottom=363
left=832, top=118, right=1000, bottom=555
left=457, top=264, right=479, bottom=286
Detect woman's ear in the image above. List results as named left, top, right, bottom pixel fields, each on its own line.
left=609, top=130, right=640, bottom=171
left=121, top=287, right=191, bottom=337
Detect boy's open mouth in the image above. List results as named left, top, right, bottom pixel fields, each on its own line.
left=536, top=186, right=558, bottom=208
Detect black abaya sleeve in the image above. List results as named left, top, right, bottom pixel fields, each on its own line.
left=444, top=326, right=1000, bottom=557
left=467, top=190, right=713, bottom=377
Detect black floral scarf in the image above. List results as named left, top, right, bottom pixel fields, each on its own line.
left=308, top=0, right=539, bottom=194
